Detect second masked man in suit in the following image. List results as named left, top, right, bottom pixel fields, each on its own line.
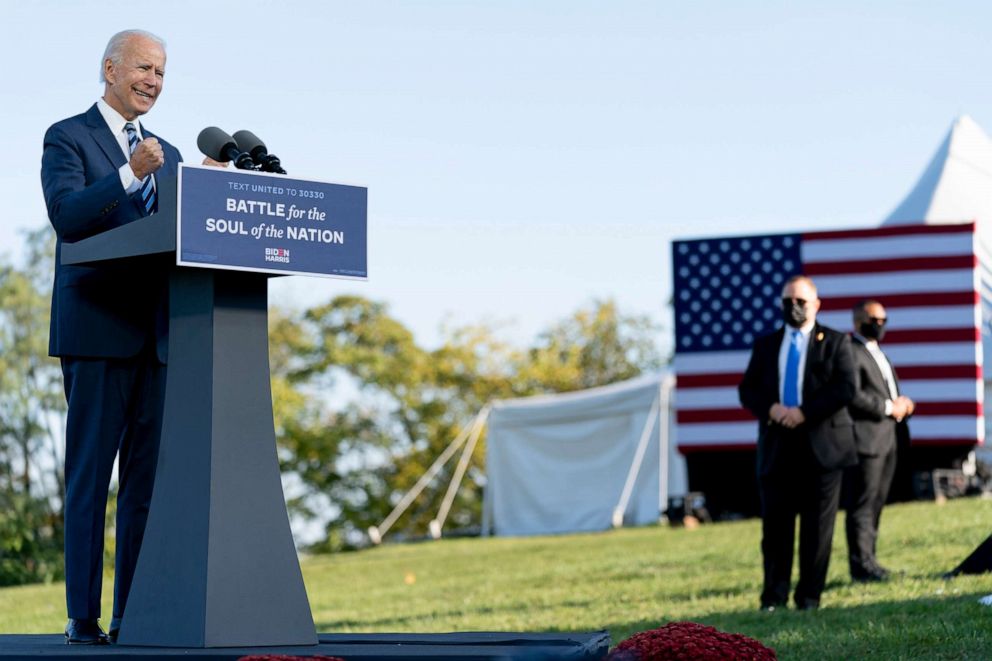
left=739, top=275, right=858, bottom=611
left=845, top=299, right=913, bottom=582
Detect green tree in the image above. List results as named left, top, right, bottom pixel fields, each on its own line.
left=273, top=296, right=519, bottom=549
left=271, top=296, right=663, bottom=549
left=519, top=299, right=664, bottom=392
left=0, top=228, right=65, bottom=585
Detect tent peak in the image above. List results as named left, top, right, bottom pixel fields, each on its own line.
left=882, top=115, right=992, bottom=226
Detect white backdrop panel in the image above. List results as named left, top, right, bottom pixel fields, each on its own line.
left=484, top=375, right=680, bottom=537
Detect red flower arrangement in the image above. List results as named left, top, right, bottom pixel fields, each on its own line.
left=609, top=621, right=776, bottom=660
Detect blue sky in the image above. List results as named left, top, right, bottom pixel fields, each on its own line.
left=4, top=1, right=992, bottom=350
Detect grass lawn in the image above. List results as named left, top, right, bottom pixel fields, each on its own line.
left=1, top=497, right=991, bottom=659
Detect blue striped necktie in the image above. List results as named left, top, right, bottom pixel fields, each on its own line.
left=782, top=330, right=802, bottom=407
left=124, top=122, right=158, bottom=215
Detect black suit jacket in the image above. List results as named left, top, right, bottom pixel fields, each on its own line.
left=41, top=103, right=182, bottom=361
left=848, top=336, right=908, bottom=456
left=739, top=323, right=858, bottom=476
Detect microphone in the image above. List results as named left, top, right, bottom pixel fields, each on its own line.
left=197, top=127, right=256, bottom=170
left=232, top=129, right=287, bottom=174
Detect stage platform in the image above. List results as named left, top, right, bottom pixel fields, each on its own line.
left=0, top=631, right=610, bottom=660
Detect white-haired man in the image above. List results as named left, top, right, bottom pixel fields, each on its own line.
left=41, top=29, right=182, bottom=644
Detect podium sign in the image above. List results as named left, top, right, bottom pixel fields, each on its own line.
left=177, top=164, right=368, bottom=279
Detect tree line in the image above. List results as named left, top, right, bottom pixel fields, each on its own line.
left=0, top=230, right=663, bottom=584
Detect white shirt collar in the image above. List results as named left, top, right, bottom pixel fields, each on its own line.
left=788, top=319, right=815, bottom=336
left=96, top=98, right=142, bottom=138
left=852, top=332, right=878, bottom=348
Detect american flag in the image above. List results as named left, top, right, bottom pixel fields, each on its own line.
left=672, top=222, right=985, bottom=453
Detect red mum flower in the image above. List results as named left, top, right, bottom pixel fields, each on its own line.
left=609, top=621, right=776, bottom=660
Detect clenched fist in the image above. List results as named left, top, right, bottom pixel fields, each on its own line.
left=130, top=137, right=164, bottom=180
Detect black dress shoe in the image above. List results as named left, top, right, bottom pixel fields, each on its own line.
left=794, top=597, right=820, bottom=611
left=759, top=600, right=786, bottom=612
left=108, top=617, right=121, bottom=644
left=64, top=619, right=109, bottom=645
left=852, top=568, right=888, bottom=583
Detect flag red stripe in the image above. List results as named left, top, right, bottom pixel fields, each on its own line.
left=804, top=255, right=976, bottom=275
left=818, top=291, right=978, bottom=311
left=677, top=409, right=751, bottom=423
left=897, top=365, right=982, bottom=379
left=676, top=364, right=982, bottom=388
left=677, top=443, right=756, bottom=454
left=803, top=222, right=975, bottom=241
left=913, top=401, right=983, bottom=416
left=882, top=328, right=980, bottom=344
left=677, top=438, right=981, bottom=452
left=677, top=373, right=743, bottom=388
left=676, top=401, right=981, bottom=423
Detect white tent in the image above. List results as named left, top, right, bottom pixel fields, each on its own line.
left=481, top=373, right=686, bottom=537
left=882, top=115, right=992, bottom=448
left=883, top=115, right=992, bottom=231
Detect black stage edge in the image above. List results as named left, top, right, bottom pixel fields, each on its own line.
left=0, top=631, right=609, bottom=660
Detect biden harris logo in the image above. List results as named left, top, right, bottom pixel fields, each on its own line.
left=265, top=247, right=290, bottom=264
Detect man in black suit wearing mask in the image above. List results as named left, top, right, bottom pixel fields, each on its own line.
left=739, top=275, right=858, bottom=611
left=845, top=300, right=913, bottom=582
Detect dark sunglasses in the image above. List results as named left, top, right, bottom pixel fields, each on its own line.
left=868, top=316, right=887, bottom=325
left=781, top=297, right=809, bottom=307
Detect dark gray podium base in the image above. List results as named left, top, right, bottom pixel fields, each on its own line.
left=0, top=631, right=610, bottom=660
left=119, top=270, right=315, bottom=647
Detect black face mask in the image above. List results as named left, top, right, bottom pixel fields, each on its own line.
left=859, top=321, right=886, bottom=342
left=782, top=301, right=808, bottom=328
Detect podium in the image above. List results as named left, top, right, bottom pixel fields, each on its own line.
left=61, top=166, right=367, bottom=647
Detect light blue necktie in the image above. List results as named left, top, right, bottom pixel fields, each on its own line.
left=124, top=123, right=158, bottom=215
left=782, top=330, right=802, bottom=407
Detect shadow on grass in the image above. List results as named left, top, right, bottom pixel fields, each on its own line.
left=602, top=592, right=992, bottom=660
left=315, top=592, right=992, bottom=659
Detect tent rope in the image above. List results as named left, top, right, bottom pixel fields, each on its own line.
left=367, top=408, right=488, bottom=544
left=429, top=405, right=491, bottom=539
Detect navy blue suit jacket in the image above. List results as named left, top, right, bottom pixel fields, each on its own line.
left=41, top=103, right=182, bottom=361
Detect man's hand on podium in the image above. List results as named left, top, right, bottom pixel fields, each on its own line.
left=130, top=138, right=164, bottom=180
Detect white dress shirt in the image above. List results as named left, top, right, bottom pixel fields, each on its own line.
left=854, top=333, right=899, bottom=416
left=777, top=319, right=815, bottom=406
left=96, top=98, right=151, bottom=195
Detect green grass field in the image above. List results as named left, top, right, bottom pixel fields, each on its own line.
left=2, top=497, right=991, bottom=659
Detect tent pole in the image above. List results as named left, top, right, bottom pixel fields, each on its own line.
left=658, top=374, right=675, bottom=523
left=612, top=394, right=661, bottom=528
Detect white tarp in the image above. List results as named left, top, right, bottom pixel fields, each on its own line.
left=482, top=373, right=686, bottom=537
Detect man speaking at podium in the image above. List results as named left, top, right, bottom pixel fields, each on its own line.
left=40, top=29, right=182, bottom=645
